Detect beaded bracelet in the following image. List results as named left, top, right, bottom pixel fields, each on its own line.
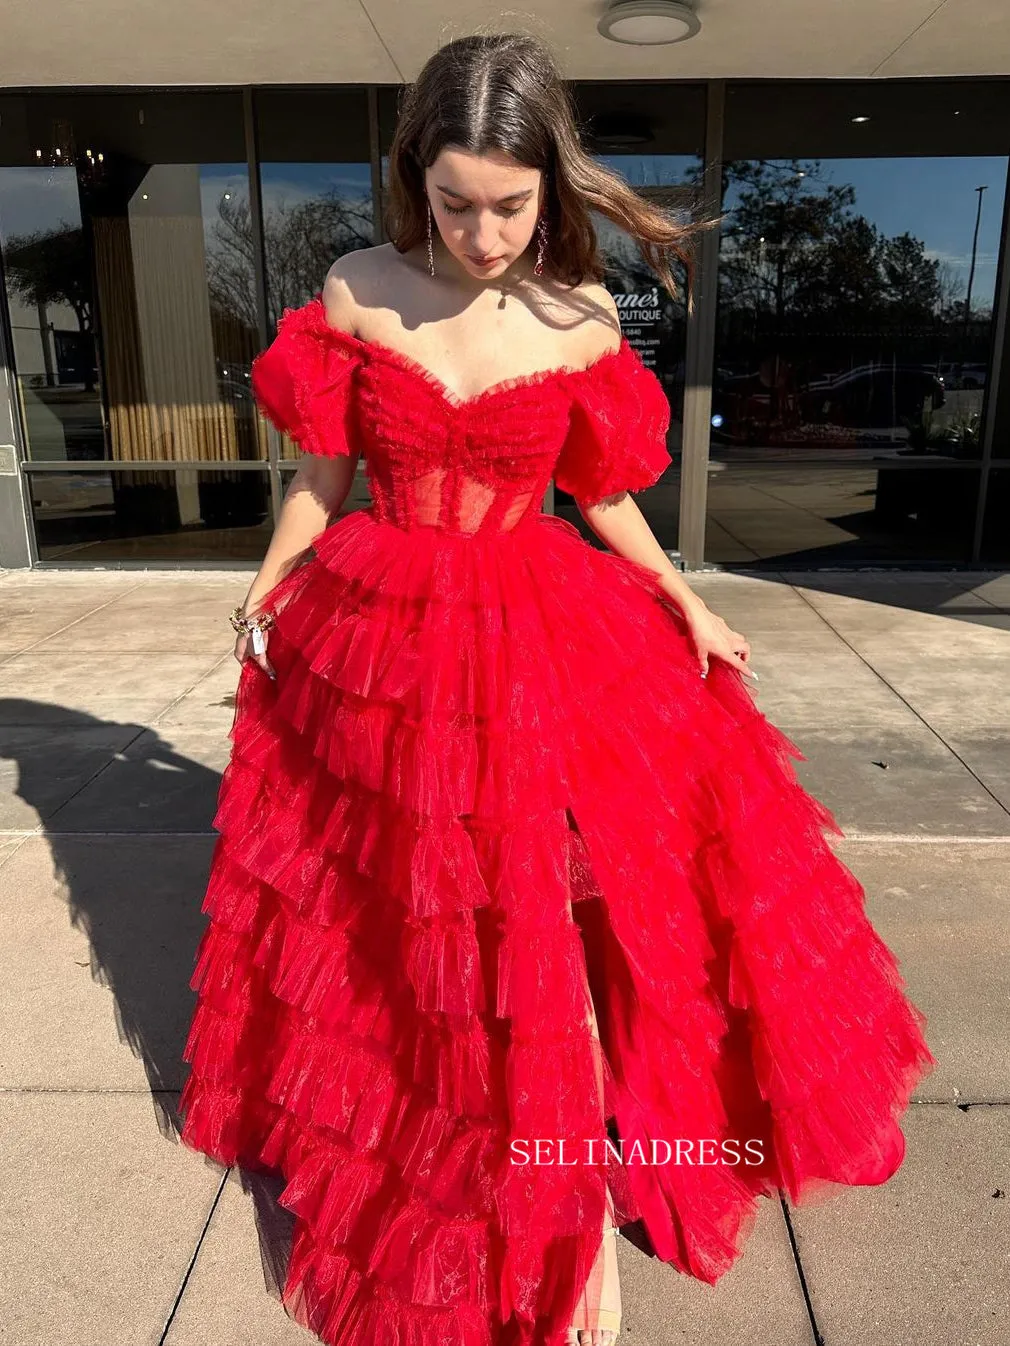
left=228, top=604, right=276, bottom=635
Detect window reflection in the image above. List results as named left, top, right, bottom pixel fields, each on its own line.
left=97, top=159, right=258, bottom=466
left=0, top=93, right=259, bottom=467
left=552, top=155, right=697, bottom=553
left=29, top=468, right=272, bottom=562
left=258, top=159, right=373, bottom=461
left=596, top=152, right=695, bottom=456
left=259, top=161, right=374, bottom=325
left=255, top=87, right=374, bottom=460
left=707, top=155, right=1006, bottom=564
left=0, top=164, right=101, bottom=462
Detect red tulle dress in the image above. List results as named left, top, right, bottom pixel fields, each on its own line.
left=178, top=292, right=936, bottom=1346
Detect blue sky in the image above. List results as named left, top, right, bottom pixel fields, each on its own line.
left=594, top=153, right=1006, bottom=304
left=1, top=153, right=1004, bottom=310
left=722, top=156, right=1007, bottom=306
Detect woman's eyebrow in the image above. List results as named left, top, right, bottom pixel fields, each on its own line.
left=434, top=184, right=535, bottom=205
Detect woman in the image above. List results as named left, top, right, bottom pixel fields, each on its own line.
left=179, top=31, right=936, bottom=1346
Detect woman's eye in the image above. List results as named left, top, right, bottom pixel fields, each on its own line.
left=441, top=203, right=527, bottom=218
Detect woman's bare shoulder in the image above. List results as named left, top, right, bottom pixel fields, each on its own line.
left=322, top=244, right=411, bottom=334
left=552, top=278, right=623, bottom=363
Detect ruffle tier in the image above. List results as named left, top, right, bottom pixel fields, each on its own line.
left=179, top=507, right=936, bottom=1346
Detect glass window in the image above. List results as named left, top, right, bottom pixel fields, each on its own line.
left=256, top=88, right=374, bottom=459
left=28, top=467, right=272, bottom=562
left=554, top=85, right=707, bottom=554
left=565, top=180, right=689, bottom=553
left=980, top=469, right=1009, bottom=561
left=0, top=92, right=261, bottom=467
left=708, top=80, right=1010, bottom=566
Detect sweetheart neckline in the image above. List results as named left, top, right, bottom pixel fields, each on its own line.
left=307, top=291, right=629, bottom=410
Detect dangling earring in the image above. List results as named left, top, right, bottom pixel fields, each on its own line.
left=426, top=201, right=435, bottom=277
left=534, top=213, right=548, bottom=276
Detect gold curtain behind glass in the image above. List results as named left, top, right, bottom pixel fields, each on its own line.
left=92, top=203, right=250, bottom=466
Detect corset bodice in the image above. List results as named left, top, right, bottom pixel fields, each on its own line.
left=354, top=353, right=577, bottom=536
left=250, top=293, right=674, bottom=533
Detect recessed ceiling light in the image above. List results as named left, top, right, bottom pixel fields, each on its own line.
left=598, top=0, right=701, bottom=45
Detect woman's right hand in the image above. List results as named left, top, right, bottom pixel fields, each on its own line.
left=233, top=626, right=276, bottom=680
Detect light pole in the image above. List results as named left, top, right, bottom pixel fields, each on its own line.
left=959, top=184, right=987, bottom=374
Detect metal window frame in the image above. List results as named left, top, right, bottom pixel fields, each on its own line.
left=970, top=155, right=1010, bottom=561
left=0, top=224, right=35, bottom=567
left=678, top=80, right=724, bottom=571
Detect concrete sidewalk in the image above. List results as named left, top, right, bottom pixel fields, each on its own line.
left=0, top=565, right=1006, bottom=1346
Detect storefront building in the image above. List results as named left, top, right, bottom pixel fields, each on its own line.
left=1, top=50, right=1008, bottom=570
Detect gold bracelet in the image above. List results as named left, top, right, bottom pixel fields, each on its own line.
left=228, top=604, right=276, bottom=635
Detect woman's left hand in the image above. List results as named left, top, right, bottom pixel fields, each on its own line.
left=681, top=603, right=759, bottom=682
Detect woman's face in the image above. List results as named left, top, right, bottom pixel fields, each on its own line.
left=424, top=146, right=544, bottom=279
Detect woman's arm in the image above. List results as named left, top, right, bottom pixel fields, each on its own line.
left=241, top=453, right=358, bottom=616
left=577, top=493, right=756, bottom=680
left=558, top=284, right=719, bottom=626
left=577, top=491, right=707, bottom=617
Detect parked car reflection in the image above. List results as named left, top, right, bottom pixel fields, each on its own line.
left=711, top=359, right=947, bottom=451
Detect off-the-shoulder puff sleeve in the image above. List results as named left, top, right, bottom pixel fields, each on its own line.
left=554, top=341, right=672, bottom=505
left=250, top=294, right=363, bottom=459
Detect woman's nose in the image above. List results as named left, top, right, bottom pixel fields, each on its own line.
left=469, top=216, right=499, bottom=251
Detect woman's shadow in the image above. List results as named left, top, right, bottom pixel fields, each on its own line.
left=0, top=693, right=296, bottom=1304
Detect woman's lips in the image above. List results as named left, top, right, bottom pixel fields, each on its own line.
left=468, top=254, right=502, bottom=266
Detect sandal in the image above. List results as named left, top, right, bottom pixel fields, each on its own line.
left=565, top=1222, right=622, bottom=1346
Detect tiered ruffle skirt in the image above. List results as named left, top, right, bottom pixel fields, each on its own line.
left=179, top=509, right=936, bottom=1346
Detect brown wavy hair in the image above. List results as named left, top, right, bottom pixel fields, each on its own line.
left=383, top=31, right=716, bottom=309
